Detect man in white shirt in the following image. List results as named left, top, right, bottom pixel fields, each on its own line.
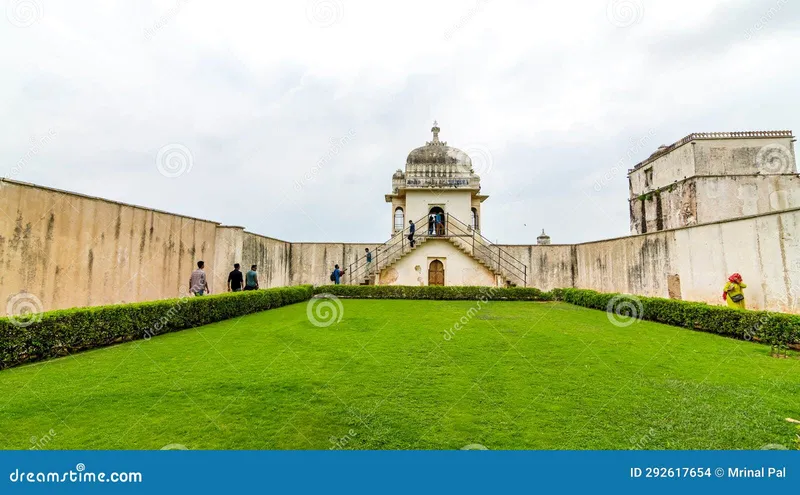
left=189, top=261, right=210, bottom=296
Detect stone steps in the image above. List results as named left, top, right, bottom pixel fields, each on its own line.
left=353, top=235, right=519, bottom=287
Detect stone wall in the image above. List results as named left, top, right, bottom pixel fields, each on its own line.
left=288, top=242, right=375, bottom=287
left=0, top=179, right=219, bottom=313
left=211, top=227, right=292, bottom=291
left=494, top=244, right=576, bottom=291
left=629, top=175, right=800, bottom=234
left=628, top=133, right=798, bottom=234
left=2, top=178, right=799, bottom=316
left=574, top=209, right=800, bottom=313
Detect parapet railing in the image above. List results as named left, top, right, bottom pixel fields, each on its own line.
left=344, top=214, right=528, bottom=287
left=445, top=214, right=528, bottom=287
left=631, top=130, right=795, bottom=171
left=345, top=215, right=430, bottom=285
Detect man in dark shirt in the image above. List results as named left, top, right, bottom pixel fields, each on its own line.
left=408, top=220, right=416, bottom=247
left=228, top=263, right=244, bottom=292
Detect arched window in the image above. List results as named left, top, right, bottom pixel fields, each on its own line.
left=394, top=207, right=404, bottom=232
left=471, top=208, right=479, bottom=231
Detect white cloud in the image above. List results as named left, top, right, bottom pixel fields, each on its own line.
left=0, top=0, right=798, bottom=244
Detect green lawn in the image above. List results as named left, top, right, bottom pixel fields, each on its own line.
left=0, top=300, right=797, bottom=450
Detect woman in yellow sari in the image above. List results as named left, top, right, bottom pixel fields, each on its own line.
left=723, top=273, right=747, bottom=309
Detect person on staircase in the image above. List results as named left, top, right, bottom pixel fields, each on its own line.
left=428, top=214, right=435, bottom=236
left=408, top=220, right=416, bottom=247
left=365, top=248, right=372, bottom=275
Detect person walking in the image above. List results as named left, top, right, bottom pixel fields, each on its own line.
left=189, top=260, right=209, bottom=296
left=245, top=264, right=259, bottom=290
left=408, top=220, right=416, bottom=247
left=436, top=212, right=444, bottom=235
left=331, top=264, right=346, bottom=285
left=365, top=248, right=373, bottom=275
left=228, top=263, right=244, bottom=292
left=428, top=213, right=435, bottom=235
left=723, top=273, right=747, bottom=309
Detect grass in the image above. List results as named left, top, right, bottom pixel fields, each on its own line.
left=0, top=299, right=797, bottom=450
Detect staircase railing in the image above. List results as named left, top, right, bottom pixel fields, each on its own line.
left=445, top=214, right=528, bottom=287
left=344, top=213, right=529, bottom=287
left=345, top=215, right=430, bottom=285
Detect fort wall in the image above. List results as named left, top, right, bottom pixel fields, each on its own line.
left=2, top=178, right=799, bottom=315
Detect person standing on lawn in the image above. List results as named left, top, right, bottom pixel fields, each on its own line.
left=723, top=273, right=747, bottom=309
left=228, top=263, right=244, bottom=292
left=189, top=260, right=209, bottom=296
left=245, top=264, right=259, bottom=290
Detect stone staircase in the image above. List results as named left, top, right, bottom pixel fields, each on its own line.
left=356, top=234, right=433, bottom=285
left=359, top=235, right=517, bottom=286
left=349, top=221, right=527, bottom=288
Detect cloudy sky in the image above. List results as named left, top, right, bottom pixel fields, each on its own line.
left=1, top=0, right=798, bottom=244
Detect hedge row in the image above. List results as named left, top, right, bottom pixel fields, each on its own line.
left=314, top=285, right=553, bottom=301
left=553, top=288, right=800, bottom=346
left=3, top=284, right=796, bottom=370
left=0, top=285, right=314, bottom=370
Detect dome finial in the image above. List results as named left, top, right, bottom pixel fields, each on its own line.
left=537, top=229, right=551, bottom=245
left=431, top=120, right=440, bottom=143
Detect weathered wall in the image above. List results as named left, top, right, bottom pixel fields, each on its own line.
left=288, top=242, right=376, bottom=287
left=574, top=232, right=677, bottom=298
left=3, top=179, right=800, bottom=317
left=629, top=134, right=796, bottom=197
left=630, top=175, right=800, bottom=234
left=211, top=227, right=292, bottom=291
left=575, top=209, right=800, bottom=313
left=629, top=133, right=798, bottom=234
left=693, top=137, right=796, bottom=176
left=629, top=142, right=696, bottom=194
left=495, top=244, right=575, bottom=291
left=0, top=179, right=218, bottom=313
left=671, top=210, right=800, bottom=313
left=0, top=179, right=386, bottom=314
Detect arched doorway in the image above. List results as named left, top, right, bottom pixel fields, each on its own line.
left=394, top=207, right=404, bottom=232
left=429, top=206, right=445, bottom=236
left=428, top=260, right=445, bottom=286
left=471, top=207, right=479, bottom=231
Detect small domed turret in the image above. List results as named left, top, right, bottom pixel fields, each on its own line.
left=537, top=229, right=551, bottom=245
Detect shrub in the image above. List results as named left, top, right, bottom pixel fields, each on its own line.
left=0, top=285, right=314, bottom=370
left=314, top=285, right=553, bottom=301
left=554, top=288, right=800, bottom=346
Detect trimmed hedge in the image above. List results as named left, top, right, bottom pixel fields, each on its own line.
left=314, top=285, right=553, bottom=301
left=3, top=283, right=795, bottom=370
left=0, top=285, right=314, bottom=370
left=554, top=288, right=800, bottom=346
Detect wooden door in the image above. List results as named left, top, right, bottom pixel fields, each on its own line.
left=428, top=260, right=445, bottom=286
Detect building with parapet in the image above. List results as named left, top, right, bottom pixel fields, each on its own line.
left=627, top=131, right=798, bottom=234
